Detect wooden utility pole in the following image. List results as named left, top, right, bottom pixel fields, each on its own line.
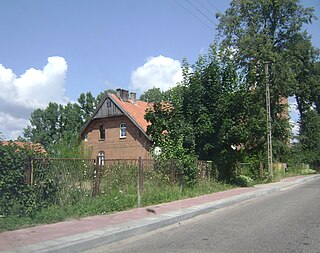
left=265, top=63, right=273, bottom=177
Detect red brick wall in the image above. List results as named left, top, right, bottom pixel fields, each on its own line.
left=83, top=115, right=151, bottom=160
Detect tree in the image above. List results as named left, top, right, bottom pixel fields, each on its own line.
left=140, top=87, right=172, bottom=102
left=24, top=103, right=62, bottom=148
left=78, top=92, right=96, bottom=123
left=96, top=89, right=116, bottom=105
left=299, top=110, right=320, bottom=167
left=23, top=102, right=83, bottom=151
left=216, top=0, right=316, bottom=161
left=145, top=45, right=261, bottom=180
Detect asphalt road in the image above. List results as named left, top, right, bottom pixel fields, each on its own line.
left=86, top=178, right=320, bottom=253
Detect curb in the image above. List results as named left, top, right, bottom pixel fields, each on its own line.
left=4, top=174, right=320, bottom=253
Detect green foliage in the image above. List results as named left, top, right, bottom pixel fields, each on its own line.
left=0, top=142, right=45, bottom=216
left=216, top=0, right=317, bottom=162
left=233, top=175, right=254, bottom=187
left=0, top=157, right=234, bottom=232
left=146, top=44, right=266, bottom=181
left=300, top=168, right=317, bottom=175
left=23, top=89, right=115, bottom=154
left=298, top=110, right=320, bottom=167
left=140, top=87, right=163, bottom=102
left=78, top=92, right=96, bottom=122
left=23, top=102, right=83, bottom=151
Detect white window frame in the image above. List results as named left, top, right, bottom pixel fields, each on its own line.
left=98, top=151, right=105, bottom=166
left=120, top=123, right=126, bottom=138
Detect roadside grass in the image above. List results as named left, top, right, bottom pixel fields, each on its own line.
left=252, top=165, right=318, bottom=185
left=1, top=163, right=317, bottom=233
left=0, top=180, right=233, bottom=233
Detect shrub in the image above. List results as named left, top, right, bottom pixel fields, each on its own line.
left=300, top=168, right=317, bottom=175
left=234, top=175, right=254, bottom=187
left=0, top=142, right=46, bottom=216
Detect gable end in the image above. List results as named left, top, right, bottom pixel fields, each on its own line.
left=93, top=97, right=124, bottom=119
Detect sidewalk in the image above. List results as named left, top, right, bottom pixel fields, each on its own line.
left=1, top=175, right=319, bottom=253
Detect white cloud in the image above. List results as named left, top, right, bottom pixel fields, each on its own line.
left=0, top=57, right=68, bottom=140
left=130, top=55, right=183, bottom=93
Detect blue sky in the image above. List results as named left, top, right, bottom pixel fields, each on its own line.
left=0, top=0, right=319, bottom=140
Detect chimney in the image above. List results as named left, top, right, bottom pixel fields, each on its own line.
left=122, top=89, right=129, bottom=102
left=116, top=88, right=129, bottom=102
left=116, top=88, right=121, bottom=99
left=130, top=92, right=137, bottom=104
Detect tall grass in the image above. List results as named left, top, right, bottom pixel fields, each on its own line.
left=1, top=159, right=233, bottom=232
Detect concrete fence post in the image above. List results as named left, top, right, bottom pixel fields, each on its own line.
left=170, top=160, right=175, bottom=184
left=260, top=161, right=264, bottom=178
left=24, top=156, right=32, bottom=185
left=137, top=157, right=144, bottom=207
left=92, top=156, right=101, bottom=197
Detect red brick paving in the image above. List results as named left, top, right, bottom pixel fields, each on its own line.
left=0, top=187, right=257, bottom=251
left=4, top=174, right=316, bottom=252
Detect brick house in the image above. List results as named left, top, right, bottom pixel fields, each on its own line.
left=80, top=89, right=152, bottom=161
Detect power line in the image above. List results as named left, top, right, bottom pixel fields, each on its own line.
left=205, top=0, right=220, bottom=13
left=174, top=0, right=215, bottom=31
left=194, top=0, right=216, bottom=19
left=184, top=0, right=218, bottom=26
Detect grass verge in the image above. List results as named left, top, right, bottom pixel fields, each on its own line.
left=0, top=181, right=233, bottom=232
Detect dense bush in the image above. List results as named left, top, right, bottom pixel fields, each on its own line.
left=0, top=142, right=46, bottom=216
left=300, top=168, right=317, bottom=175
left=233, top=175, right=254, bottom=187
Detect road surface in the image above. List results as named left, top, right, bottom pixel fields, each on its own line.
left=85, top=177, right=320, bottom=253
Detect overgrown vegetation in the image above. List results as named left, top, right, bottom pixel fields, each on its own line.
left=0, top=142, right=46, bottom=217
left=0, top=142, right=235, bottom=232
left=144, top=0, right=320, bottom=183
left=3, top=0, right=319, bottom=232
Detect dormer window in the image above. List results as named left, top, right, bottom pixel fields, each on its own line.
left=99, top=125, right=105, bottom=140
left=120, top=123, right=126, bottom=138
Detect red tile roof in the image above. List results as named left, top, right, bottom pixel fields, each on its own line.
left=109, top=93, right=151, bottom=132
left=1, top=141, right=47, bottom=153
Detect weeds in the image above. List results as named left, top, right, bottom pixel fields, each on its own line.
left=0, top=179, right=233, bottom=232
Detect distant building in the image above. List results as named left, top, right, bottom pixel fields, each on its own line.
left=80, top=89, right=152, bottom=160
left=1, top=141, right=47, bottom=154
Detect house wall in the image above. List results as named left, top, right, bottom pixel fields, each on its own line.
left=83, top=115, right=151, bottom=160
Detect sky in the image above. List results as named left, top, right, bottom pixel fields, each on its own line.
left=0, top=0, right=319, bottom=140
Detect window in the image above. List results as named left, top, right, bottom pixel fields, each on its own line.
left=106, top=99, right=112, bottom=108
left=120, top=123, right=126, bottom=138
left=99, top=125, right=105, bottom=140
left=98, top=151, right=105, bottom=166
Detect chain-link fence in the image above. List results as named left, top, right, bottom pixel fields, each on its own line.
left=26, top=157, right=217, bottom=208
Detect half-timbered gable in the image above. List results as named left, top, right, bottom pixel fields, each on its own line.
left=80, top=89, right=152, bottom=160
